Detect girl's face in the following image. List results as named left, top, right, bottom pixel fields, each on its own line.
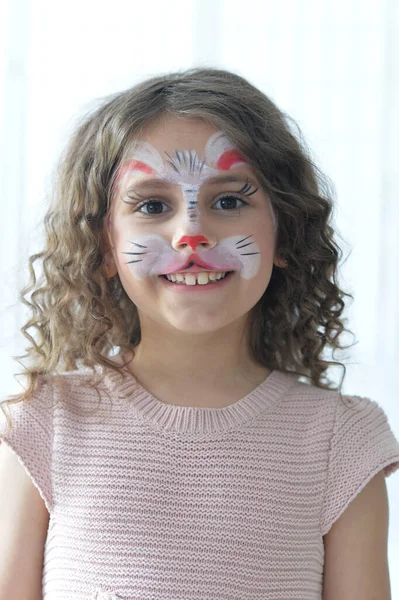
left=105, top=114, right=279, bottom=335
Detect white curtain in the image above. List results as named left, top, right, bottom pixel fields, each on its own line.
left=1, top=0, right=398, bottom=585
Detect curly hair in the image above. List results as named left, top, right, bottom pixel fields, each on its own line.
left=1, top=67, right=357, bottom=431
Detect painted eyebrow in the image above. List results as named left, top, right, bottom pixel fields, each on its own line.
left=125, top=174, right=259, bottom=194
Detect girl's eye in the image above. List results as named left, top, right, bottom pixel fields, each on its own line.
left=134, top=194, right=248, bottom=216
left=136, top=200, right=168, bottom=215
left=213, top=194, right=248, bottom=211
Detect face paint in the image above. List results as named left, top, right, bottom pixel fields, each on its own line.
left=112, top=131, right=276, bottom=283
left=121, top=232, right=261, bottom=281
left=116, top=131, right=278, bottom=233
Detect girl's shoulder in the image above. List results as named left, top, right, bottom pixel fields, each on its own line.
left=316, top=388, right=399, bottom=536
left=0, top=364, right=117, bottom=515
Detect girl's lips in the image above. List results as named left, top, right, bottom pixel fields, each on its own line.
left=163, top=267, right=224, bottom=275
left=158, top=271, right=235, bottom=293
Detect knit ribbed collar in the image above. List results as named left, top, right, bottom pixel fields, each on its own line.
left=101, top=354, right=299, bottom=435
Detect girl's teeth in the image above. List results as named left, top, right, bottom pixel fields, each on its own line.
left=166, top=271, right=228, bottom=285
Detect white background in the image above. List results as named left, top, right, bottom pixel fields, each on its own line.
left=0, top=0, right=398, bottom=591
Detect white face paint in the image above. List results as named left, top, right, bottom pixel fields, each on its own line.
left=109, top=126, right=278, bottom=288
left=107, top=116, right=278, bottom=339
left=115, top=130, right=278, bottom=235
left=119, top=232, right=262, bottom=281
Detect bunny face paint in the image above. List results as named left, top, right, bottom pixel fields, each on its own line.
left=115, top=130, right=278, bottom=240
left=106, top=114, right=278, bottom=335
left=109, top=128, right=278, bottom=283
left=117, top=131, right=277, bottom=239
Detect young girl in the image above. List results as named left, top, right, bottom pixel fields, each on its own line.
left=1, top=68, right=398, bottom=600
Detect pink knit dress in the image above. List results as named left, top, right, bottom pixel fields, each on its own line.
left=1, top=358, right=399, bottom=599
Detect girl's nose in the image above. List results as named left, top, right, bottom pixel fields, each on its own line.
left=176, top=235, right=211, bottom=252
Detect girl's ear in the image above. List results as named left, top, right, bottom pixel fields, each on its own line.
left=103, top=252, right=118, bottom=279
left=274, top=256, right=288, bottom=268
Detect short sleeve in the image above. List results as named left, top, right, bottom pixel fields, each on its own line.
left=320, top=394, right=399, bottom=537
left=0, top=376, right=55, bottom=513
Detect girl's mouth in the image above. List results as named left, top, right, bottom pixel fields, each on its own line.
left=158, top=271, right=235, bottom=293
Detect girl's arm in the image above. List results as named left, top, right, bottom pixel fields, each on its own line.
left=323, top=470, right=391, bottom=600
left=0, top=441, right=49, bottom=600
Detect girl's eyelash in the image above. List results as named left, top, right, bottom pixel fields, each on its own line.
left=125, top=181, right=259, bottom=216
left=238, top=181, right=258, bottom=197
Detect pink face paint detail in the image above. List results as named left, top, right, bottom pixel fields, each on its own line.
left=115, top=160, right=155, bottom=186
left=204, top=131, right=244, bottom=170
left=216, top=149, right=247, bottom=171
left=177, top=235, right=209, bottom=251
left=115, top=141, right=165, bottom=189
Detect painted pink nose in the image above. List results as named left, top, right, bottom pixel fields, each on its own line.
left=178, top=235, right=209, bottom=251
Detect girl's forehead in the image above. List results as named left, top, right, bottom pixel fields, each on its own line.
left=127, top=115, right=231, bottom=158
left=114, top=114, right=255, bottom=194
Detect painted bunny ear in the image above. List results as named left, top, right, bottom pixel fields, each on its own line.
left=115, top=141, right=164, bottom=187
left=204, top=130, right=247, bottom=170
left=130, top=141, right=164, bottom=172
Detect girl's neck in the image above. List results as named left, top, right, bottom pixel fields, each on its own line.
left=123, top=348, right=271, bottom=408
left=125, top=353, right=271, bottom=408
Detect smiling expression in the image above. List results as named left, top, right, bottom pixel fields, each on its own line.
left=105, top=115, right=279, bottom=333
left=107, top=127, right=278, bottom=281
